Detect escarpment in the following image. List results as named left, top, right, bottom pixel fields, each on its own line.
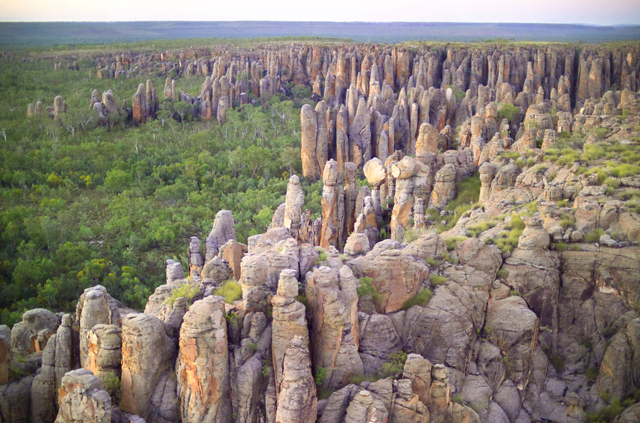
left=3, top=39, right=640, bottom=423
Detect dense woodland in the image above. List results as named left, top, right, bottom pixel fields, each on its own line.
left=0, top=53, right=325, bottom=325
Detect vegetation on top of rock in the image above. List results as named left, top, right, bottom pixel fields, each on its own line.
left=378, top=351, right=408, bottom=378
left=402, top=288, right=433, bottom=310
left=213, top=280, right=242, bottom=304
left=164, top=283, right=200, bottom=308
left=357, top=277, right=382, bottom=302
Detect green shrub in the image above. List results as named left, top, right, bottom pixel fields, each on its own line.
left=498, top=103, right=519, bottom=123
left=214, top=280, right=242, bottom=304
left=430, top=274, right=447, bottom=286
left=379, top=351, right=408, bottom=378
left=9, top=364, right=31, bottom=381
left=585, top=366, right=599, bottom=382
left=315, top=247, right=328, bottom=264
left=583, top=228, right=605, bottom=243
left=164, top=283, right=200, bottom=308
left=247, top=341, right=258, bottom=352
left=509, top=290, right=521, bottom=297
left=594, top=127, right=611, bottom=139
left=550, top=355, right=565, bottom=373
left=315, top=366, right=327, bottom=386
left=557, top=199, right=570, bottom=207
left=586, top=168, right=608, bottom=185
left=560, top=214, right=575, bottom=230
left=451, top=394, right=465, bottom=404
left=586, top=398, right=625, bottom=422
left=555, top=242, right=568, bottom=252
left=225, top=310, right=239, bottom=324
left=357, top=277, right=382, bottom=302
left=104, top=371, right=122, bottom=403
left=402, top=288, right=433, bottom=310
left=496, top=269, right=509, bottom=279
left=295, top=294, right=309, bottom=309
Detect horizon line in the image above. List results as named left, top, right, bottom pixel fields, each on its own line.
left=1, top=20, right=639, bottom=27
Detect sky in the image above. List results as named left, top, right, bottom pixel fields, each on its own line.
left=1, top=0, right=639, bottom=25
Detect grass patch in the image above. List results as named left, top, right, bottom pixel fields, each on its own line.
left=609, top=164, right=640, bottom=178
left=164, top=283, right=200, bottom=308
left=430, top=275, right=447, bottom=286
left=445, top=236, right=467, bottom=251
left=556, top=148, right=580, bottom=166
left=427, top=257, right=442, bottom=267
left=467, top=221, right=497, bottom=238
left=318, top=389, right=335, bottom=400
left=581, top=145, right=605, bottom=161
left=452, top=394, right=464, bottom=404
left=560, top=213, right=575, bottom=230
left=402, top=288, right=433, bottom=310
left=604, top=177, right=620, bottom=188
left=214, top=280, right=242, bottom=304
left=403, top=227, right=427, bottom=243
left=509, top=290, right=521, bottom=296
left=555, top=242, right=568, bottom=252
left=348, top=374, right=381, bottom=385
left=586, top=168, right=608, bottom=185
left=583, top=228, right=605, bottom=243
left=494, top=213, right=526, bottom=253
left=315, top=247, right=328, bottom=264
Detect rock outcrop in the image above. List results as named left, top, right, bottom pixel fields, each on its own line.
left=176, top=296, right=231, bottom=422
left=120, top=313, right=178, bottom=423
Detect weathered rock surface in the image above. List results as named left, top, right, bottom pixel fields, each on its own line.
left=306, top=266, right=363, bottom=389
left=120, top=313, right=178, bottom=423
left=176, top=296, right=231, bottom=423
left=275, top=336, right=317, bottom=423
left=55, top=369, right=111, bottom=423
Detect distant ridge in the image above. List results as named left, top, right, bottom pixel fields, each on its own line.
left=1, top=21, right=639, bottom=47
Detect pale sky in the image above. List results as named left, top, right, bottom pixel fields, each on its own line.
left=1, top=0, right=639, bottom=25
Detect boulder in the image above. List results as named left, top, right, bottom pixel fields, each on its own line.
left=350, top=248, right=428, bottom=314
left=55, top=369, right=111, bottom=423
left=11, top=308, right=59, bottom=356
